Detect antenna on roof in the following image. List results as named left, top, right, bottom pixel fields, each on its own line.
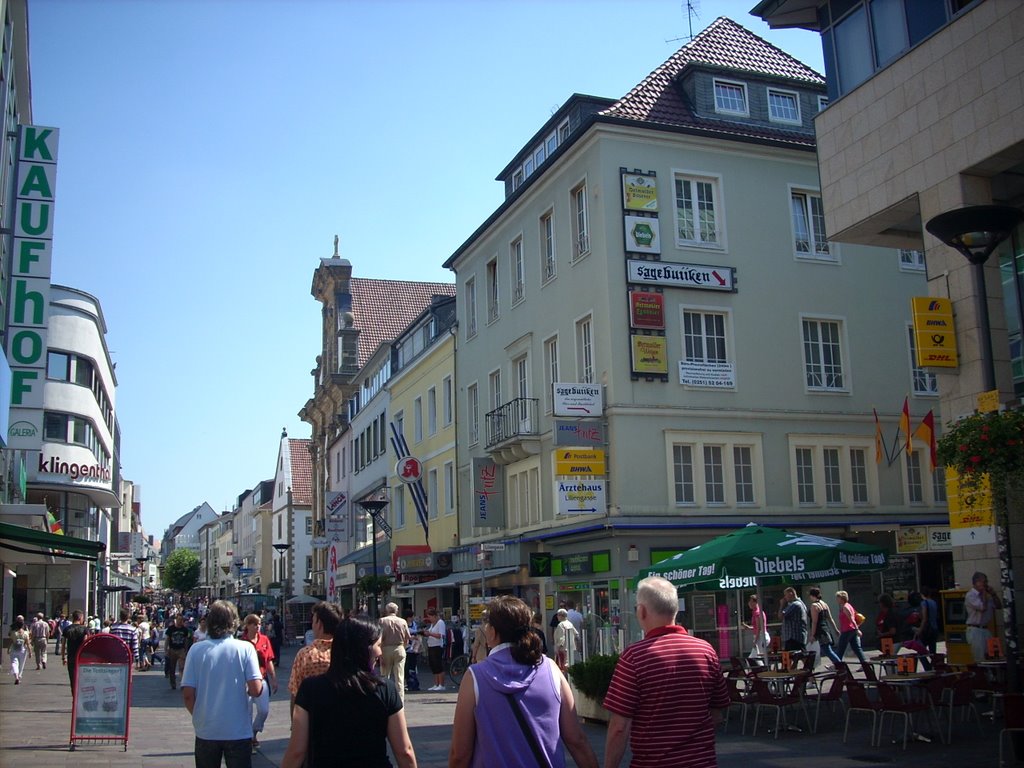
left=666, top=0, right=700, bottom=44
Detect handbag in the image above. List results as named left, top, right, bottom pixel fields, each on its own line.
left=504, top=693, right=551, bottom=768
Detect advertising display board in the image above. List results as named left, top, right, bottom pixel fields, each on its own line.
left=70, top=634, right=132, bottom=751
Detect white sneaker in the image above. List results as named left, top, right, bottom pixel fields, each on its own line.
left=431, top=684, right=444, bottom=691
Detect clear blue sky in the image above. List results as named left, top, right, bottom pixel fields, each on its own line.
left=27, top=0, right=825, bottom=541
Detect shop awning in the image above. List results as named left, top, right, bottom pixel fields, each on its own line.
left=0, top=521, right=106, bottom=562
left=408, top=566, right=518, bottom=590
left=336, top=541, right=389, bottom=567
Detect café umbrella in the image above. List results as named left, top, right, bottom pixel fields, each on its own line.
left=638, top=523, right=889, bottom=589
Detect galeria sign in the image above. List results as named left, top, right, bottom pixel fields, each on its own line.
left=6, top=125, right=58, bottom=450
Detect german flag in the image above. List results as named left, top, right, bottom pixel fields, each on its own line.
left=46, top=510, right=64, bottom=535
left=899, top=397, right=912, bottom=454
left=913, top=410, right=938, bottom=472
left=873, top=408, right=884, bottom=464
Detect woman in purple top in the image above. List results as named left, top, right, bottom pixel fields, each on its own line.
left=449, top=596, right=597, bottom=768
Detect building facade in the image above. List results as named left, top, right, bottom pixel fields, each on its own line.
left=444, top=17, right=948, bottom=655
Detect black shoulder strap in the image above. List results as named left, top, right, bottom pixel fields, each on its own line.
left=504, top=693, right=551, bottom=768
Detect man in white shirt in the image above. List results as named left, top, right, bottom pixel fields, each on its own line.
left=965, top=571, right=1002, bottom=662
left=423, top=609, right=447, bottom=691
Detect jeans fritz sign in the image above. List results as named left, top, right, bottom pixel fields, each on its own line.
left=6, top=126, right=58, bottom=450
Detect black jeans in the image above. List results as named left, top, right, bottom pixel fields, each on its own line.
left=194, top=737, right=252, bottom=768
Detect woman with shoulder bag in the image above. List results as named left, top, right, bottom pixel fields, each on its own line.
left=808, top=587, right=842, bottom=668
left=833, top=591, right=868, bottom=664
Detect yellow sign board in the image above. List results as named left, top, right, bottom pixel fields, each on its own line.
left=622, top=172, right=659, bottom=212
left=978, top=389, right=999, bottom=413
left=556, top=448, right=605, bottom=463
left=911, top=296, right=958, bottom=368
left=555, top=457, right=607, bottom=476
left=896, top=526, right=928, bottom=553
left=630, top=334, right=669, bottom=375
left=945, top=467, right=996, bottom=546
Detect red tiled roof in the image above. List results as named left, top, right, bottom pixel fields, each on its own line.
left=601, top=17, right=824, bottom=147
left=350, top=278, right=456, bottom=367
left=288, top=438, right=313, bottom=506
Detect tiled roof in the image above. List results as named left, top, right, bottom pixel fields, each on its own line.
left=288, top=438, right=313, bottom=506
left=600, top=16, right=824, bottom=147
left=350, top=278, right=456, bottom=367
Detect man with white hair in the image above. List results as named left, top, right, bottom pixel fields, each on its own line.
left=603, top=576, right=729, bottom=768
left=379, top=602, right=411, bottom=704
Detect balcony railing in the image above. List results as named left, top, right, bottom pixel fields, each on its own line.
left=485, top=397, right=539, bottom=449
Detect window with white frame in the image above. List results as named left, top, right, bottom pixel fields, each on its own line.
left=802, top=317, right=846, bottom=391
left=467, top=383, right=479, bottom=445
left=444, top=461, right=455, bottom=515
left=489, top=369, right=502, bottom=410
left=511, top=237, right=525, bottom=304
left=791, top=190, right=831, bottom=259
left=907, top=326, right=939, bottom=396
left=544, top=336, right=559, bottom=413
left=427, top=387, right=437, bottom=435
left=817, top=95, right=829, bottom=111
left=788, top=437, right=879, bottom=507
left=932, top=465, right=947, bottom=503
left=713, top=78, right=748, bottom=115
left=305, top=517, right=313, bottom=535
left=674, top=174, right=721, bottom=247
left=906, top=451, right=924, bottom=503
left=668, top=432, right=763, bottom=507
left=514, top=354, right=531, bottom=431
left=576, top=315, right=594, bottom=384
left=899, top=249, right=926, bottom=271
left=904, top=454, right=950, bottom=507
left=540, top=211, right=556, bottom=281
left=465, top=277, right=477, bottom=339
left=767, top=88, right=801, bottom=123
left=683, top=309, right=728, bottom=363
left=442, top=376, right=453, bottom=426
left=571, top=182, right=589, bottom=260
left=428, top=469, right=439, bottom=520
left=393, top=485, right=405, bottom=529
left=486, top=258, right=499, bottom=322
left=414, top=397, right=423, bottom=442
left=394, top=411, right=404, bottom=442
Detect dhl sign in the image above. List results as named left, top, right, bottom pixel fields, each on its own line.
left=555, top=448, right=606, bottom=477
left=911, top=297, right=958, bottom=368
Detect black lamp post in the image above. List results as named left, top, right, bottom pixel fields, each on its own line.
left=273, top=542, right=291, bottom=634
left=926, top=204, right=1024, bottom=692
left=356, top=498, right=389, bottom=618
left=135, top=554, right=150, bottom=600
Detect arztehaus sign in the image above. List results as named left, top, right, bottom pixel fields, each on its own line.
left=6, top=125, right=59, bottom=450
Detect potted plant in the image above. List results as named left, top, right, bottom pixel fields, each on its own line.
left=566, top=653, right=618, bottom=722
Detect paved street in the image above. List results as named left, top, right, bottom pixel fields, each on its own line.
left=0, top=642, right=1005, bottom=767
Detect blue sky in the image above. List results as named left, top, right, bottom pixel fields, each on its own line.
left=27, top=0, right=825, bottom=540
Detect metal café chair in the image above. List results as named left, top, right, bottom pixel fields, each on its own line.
left=876, top=679, right=943, bottom=750
left=750, top=669, right=813, bottom=739
left=844, top=676, right=883, bottom=747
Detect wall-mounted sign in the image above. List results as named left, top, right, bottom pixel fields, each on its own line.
left=559, top=550, right=611, bottom=576
left=911, top=297, right=958, bottom=368
left=679, top=360, right=735, bottom=388
left=553, top=383, right=603, bottom=417
left=896, top=526, right=928, bottom=553
left=395, top=456, right=423, bottom=483
left=629, top=291, right=665, bottom=329
left=927, top=526, right=951, bottom=551
left=622, top=172, right=658, bottom=212
left=630, top=335, right=668, bottom=375
left=554, top=448, right=606, bottom=476
left=553, top=420, right=605, bottom=447
left=473, top=457, right=505, bottom=527
left=946, top=468, right=996, bottom=546
left=530, top=552, right=553, bottom=577
left=556, top=479, right=606, bottom=515
left=398, top=552, right=452, bottom=574
left=627, top=259, right=735, bottom=292
left=7, top=126, right=59, bottom=451
left=624, top=215, right=661, bottom=254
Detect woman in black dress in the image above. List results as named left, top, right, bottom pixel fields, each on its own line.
left=282, top=616, right=417, bottom=768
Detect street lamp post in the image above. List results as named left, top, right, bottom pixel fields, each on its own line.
left=926, top=204, right=1024, bottom=693
left=355, top=498, right=389, bottom=619
left=135, top=554, right=150, bottom=601
left=273, top=542, right=291, bottom=638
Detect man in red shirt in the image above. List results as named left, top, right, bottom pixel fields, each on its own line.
left=603, top=576, right=729, bottom=768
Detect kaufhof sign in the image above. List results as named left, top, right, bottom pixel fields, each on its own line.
left=6, top=126, right=59, bottom=450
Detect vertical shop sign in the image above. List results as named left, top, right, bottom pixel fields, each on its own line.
left=7, top=126, right=58, bottom=450
left=472, top=457, right=505, bottom=528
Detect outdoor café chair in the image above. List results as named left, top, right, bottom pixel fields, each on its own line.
left=844, top=677, right=883, bottom=747
left=876, top=679, right=943, bottom=750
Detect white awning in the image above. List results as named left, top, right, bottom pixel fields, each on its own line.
left=407, top=567, right=518, bottom=590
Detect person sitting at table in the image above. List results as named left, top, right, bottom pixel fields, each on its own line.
left=808, top=587, right=842, bottom=668
left=875, top=594, right=900, bottom=654
left=834, top=591, right=868, bottom=664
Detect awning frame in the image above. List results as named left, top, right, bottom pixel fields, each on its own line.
left=408, top=566, right=518, bottom=590
left=0, top=521, right=106, bottom=561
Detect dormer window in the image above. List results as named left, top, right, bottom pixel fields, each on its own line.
left=713, top=79, right=748, bottom=116
left=767, top=88, right=801, bottom=124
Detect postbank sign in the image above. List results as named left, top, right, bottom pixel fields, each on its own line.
left=7, top=126, right=58, bottom=450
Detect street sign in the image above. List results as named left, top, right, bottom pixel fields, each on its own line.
left=552, top=383, right=603, bottom=417
left=372, top=512, right=393, bottom=539
left=556, top=479, right=606, bottom=515
left=481, top=542, right=506, bottom=552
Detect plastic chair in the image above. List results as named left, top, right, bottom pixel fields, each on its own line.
left=724, top=674, right=755, bottom=735
left=876, top=680, right=942, bottom=750
left=750, top=669, right=813, bottom=738
left=844, top=677, right=883, bottom=746
left=999, top=693, right=1024, bottom=767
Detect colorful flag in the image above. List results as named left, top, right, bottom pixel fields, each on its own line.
left=899, top=397, right=912, bottom=454
left=913, top=410, right=938, bottom=472
left=46, top=510, right=64, bottom=536
left=873, top=408, right=884, bottom=464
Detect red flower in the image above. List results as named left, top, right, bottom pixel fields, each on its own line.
left=960, top=444, right=969, bottom=452
left=971, top=455, right=983, bottom=463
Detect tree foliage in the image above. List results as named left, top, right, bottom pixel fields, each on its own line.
left=357, top=574, right=392, bottom=598
left=162, top=548, right=201, bottom=594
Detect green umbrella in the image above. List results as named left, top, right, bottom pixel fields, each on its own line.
left=639, top=523, right=888, bottom=589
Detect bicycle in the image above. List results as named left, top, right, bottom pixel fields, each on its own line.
left=448, top=653, right=470, bottom=687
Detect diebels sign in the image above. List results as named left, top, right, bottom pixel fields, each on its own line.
left=7, top=126, right=58, bottom=450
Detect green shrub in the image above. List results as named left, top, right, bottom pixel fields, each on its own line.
left=566, top=653, right=619, bottom=701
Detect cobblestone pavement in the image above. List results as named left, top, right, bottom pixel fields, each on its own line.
left=0, top=642, right=1005, bottom=767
